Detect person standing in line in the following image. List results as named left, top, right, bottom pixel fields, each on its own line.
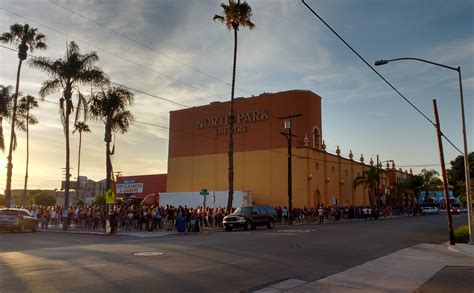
left=109, top=210, right=117, bottom=234
left=363, top=206, right=369, bottom=220
left=282, top=207, right=288, bottom=223
left=318, top=205, right=325, bottom=223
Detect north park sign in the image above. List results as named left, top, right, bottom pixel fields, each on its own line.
left=196, top=109, right=270, bottom=135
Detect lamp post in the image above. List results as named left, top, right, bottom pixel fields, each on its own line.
left=378, top=159, right=394, bottom=207
left=375, top=57, right=472, bottom=244
left=278, top=113, right=302, bottom=225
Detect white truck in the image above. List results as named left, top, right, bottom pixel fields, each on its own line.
left=159, top=190, right=253, bottom=209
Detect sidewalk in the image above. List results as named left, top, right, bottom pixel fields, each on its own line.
left=255, top=242, right=474, bottom=293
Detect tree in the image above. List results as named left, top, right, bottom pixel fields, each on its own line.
left=17, top=95, right=39, bottom=203
left=418, top=169, right=442, bottom=203
left=0, top=85, right=25, bottom=154
left=353, top=166, right=386, bottom=207
left=34, top=193, right=56, bottom=206
left=406, top=174, right=424, bottom=205
left=94, top=194, right=105, bottom=206
left=0, top=23, right=47, bottom=208
left=30, top=41, right=107, bottom=217
left=89, top=86, right=134, bottom=198
left=73, top=121, right=91, bottom=201
left=448, top=152, right=474, bottom=207
left=0, top=85, right=13, bottom=152
left=214, top=0, right=255, bottom=213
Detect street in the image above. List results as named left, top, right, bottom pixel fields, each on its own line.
left=0, top=214, right=468, bottom=292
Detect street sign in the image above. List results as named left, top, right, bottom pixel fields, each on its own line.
left=105, top=188, right=116, bottom=204
left=200, top=189, right=209, bottom=196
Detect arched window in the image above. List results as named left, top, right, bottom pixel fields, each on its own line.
left=312, top=127, right=321, bottom=149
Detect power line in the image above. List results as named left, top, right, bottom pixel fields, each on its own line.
left=47, top=0, right=255, bottom=97
left=0, top=7, right=227, bottom=103
left=300, top=1, right=463, bottom=155
left=0, top=44, right=459, bottom=172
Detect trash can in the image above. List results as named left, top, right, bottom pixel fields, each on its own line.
left=176, top=214, right=186, bottom=232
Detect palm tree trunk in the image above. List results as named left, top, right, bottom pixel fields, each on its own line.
left=24, top=108, right=30, bottom=203
left=77, top=132, right=82, bottom=201
left=226, top=28, right=238, bottom=214
left=5, top=58, right=23, bottom=208
left=63, top=86, right=72, bottom=230
left=0, top=116, right=4, bottom=151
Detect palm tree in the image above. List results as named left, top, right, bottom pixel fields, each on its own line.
left=0, top=85, right=13, bottom=152
left=0, top=85, right=24, bottom=154
left=73, top=121, right=91, bottom=201
left=30, top=41, right=107, bottom=214
left=17, top=95, right=39, bottom=203
left=89, top=86, right=134, bottom=198
left=1, top=23, right=47, bottom=207
left=214, top=0, right=255, bottom=213
left=353, top=166, right=386, bottom=207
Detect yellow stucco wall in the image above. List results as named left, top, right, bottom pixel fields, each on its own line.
left=167, top=146, right=379, bottom=208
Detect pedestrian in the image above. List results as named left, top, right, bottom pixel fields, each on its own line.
left=363, top=206, right=369, bottom=220
left=109, top=210, right=117, bottom=234
left=318, top=205, right=324, bottom=223
left=282, top=207, right=288, bottom=223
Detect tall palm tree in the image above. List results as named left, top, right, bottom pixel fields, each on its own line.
left=214, top=0, right=255, bottom=213
left=30, top=41, right=107, bottom=215
left=1, top=23, right=47, bottom=207
left=73, top=121, right=91, bottom=201
left=353, top=166, right=386, bottom=207
left=17, top=95, right=39, bottom=203
left=89, top=86, right=134, bottom=198
left=0, top=85, right=13, bottom=152
left=0, top=85, right=24, bottom=154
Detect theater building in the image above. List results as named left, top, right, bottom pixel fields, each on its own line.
left=166, top=90, right=411, bottom=208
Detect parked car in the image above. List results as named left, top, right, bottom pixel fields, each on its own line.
left=0, top=208, right=38, bottom=232
left=223, top=206, right=276, bottom=231
left=421, top=207, right=440, bottom=215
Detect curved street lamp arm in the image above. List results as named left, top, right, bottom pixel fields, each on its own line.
left=375, top=58, right=458, bottom=71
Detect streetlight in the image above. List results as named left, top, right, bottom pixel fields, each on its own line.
left=278, top=113, right=302, bottom=225
left=375, top=57, right=472, bottom=244
left=378, top=159, right=394, bottom=207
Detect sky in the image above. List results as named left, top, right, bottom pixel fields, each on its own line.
left=0, top=0, right=472, bottom=190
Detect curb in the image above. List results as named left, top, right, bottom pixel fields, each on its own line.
left=446, top=242, right=474, bottom=257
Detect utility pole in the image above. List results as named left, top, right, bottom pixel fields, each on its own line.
left=376, top=154, right=380, bottom=207
left=433, top=99, right=455, bottom=245
left=278, top=113, right=302, bottom=225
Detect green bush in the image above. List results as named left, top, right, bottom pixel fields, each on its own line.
left=454, top=225, right=470, bottom=243
left=94, top=194, right=105, bottom=206
left=34, top=193, right=56, bottom=206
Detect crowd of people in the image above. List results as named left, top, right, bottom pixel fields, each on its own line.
left=5, top=203, right=420, bottom=233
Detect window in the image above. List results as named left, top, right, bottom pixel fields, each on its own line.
left=312, top=127, right=321, bottom=149
left=257, top=206, right=266, bottom=214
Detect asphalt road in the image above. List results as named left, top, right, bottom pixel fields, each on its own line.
left=0, top=214, right=468, bottom=292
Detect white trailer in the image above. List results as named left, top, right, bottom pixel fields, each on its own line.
left=159, top=190, right=253, bottom=209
